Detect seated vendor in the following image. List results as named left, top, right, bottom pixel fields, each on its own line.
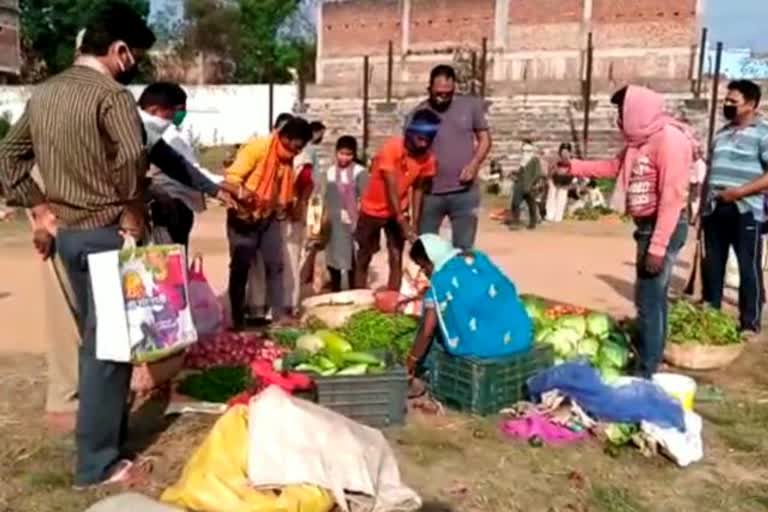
left=405, top=234, right=533, bottom=376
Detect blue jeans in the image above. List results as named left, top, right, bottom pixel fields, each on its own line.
left=56, top=226, right=131, bottom=486
left=419, top=186, right=480, bottom=250
left=634, top=215, right=688, bottom=378
left=702, top=203, right=764, bottom=331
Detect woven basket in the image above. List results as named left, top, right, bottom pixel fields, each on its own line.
left=301, top=290, right=375, bottom=328
left=663, top=342, right=745, bottom=371
left=130, top=352, right=186, bottom=393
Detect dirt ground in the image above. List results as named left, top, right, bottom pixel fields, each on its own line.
left=1, top=206, right=767, bottom=512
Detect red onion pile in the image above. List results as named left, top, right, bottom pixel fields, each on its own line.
left=184, top=332, right=286, bottom=370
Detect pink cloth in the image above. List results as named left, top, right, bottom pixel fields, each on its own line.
left=500, top=414, right=588, bottom=446
left=570, top=86, right=695, bottom=256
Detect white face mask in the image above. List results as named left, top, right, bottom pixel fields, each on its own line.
left=139, top=110, right=171, bottom=149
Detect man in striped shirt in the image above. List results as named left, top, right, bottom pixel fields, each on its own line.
left=0, top=5, right=155, bottom=488
left=704, top=80, right=768, bottom=335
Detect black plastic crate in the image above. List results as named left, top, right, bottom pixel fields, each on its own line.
left=430, top=345, right=553, bottom=416
left=313, top=367, right=408, bottom=429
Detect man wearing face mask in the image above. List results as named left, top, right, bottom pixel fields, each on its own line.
left=137, top=81, right=236, bottom=247
left=0, top=4, right=155, bottom=488
left=702, top=80, right=768, bottom=337
left=409, top=65, right=492, bottom=249
left=508, top=139, right=544, bottom=230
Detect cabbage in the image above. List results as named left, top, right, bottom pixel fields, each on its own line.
left=296, top=334, right=325, bottom=355
left=597, top=339, right=629, bottom=369
left=542, top=328, right=582, bottom=358
left=535, top=326, right=555, bottom=344
left=586, top=312, right=612, bottom=338
left=577, top=337, right=600, bottom=359
left=555, top=315, right=587, bottom=338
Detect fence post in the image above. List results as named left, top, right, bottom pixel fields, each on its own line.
left=480, top=37, right=488, bottom=98
left=362, top=55, right=370, bottom=162
left=268, top=75, right=274, bottom=132
left=706, top=42, right=724, bottom=164
left=386, top=40, right=394, bottom=104
left=695, top=27, right=708, bottom=99
left=582, top=32, right=594, bottom=158
left=470, top=51, right=478, bottom=95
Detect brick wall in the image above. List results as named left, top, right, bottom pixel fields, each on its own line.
left=409, top=0, right=494, bottom=51
left=318, top=0, right=701, bottom=85
left=322, top=0, right=402, bottom=58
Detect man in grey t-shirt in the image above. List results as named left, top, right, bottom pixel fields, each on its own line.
left=410, top=65, right=492, bottom=249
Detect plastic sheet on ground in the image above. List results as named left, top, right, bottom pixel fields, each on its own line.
left=86, top=493, right=182, bottom=512
left=161, top=404, right=335, bottom=512
left=642, top=411, right=704, bottom=467
left=527, top=362, right=685, bottom=431
left=248, top=386, right=422, bottom=512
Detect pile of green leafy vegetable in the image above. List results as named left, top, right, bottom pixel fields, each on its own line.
left=339, top=309, right=420, bottom=362
left=568, top=205, right=614, bottom=221
left=277, top=330, right=387, bottom=377
left=522, top=296, right=632, bottom=382
left=269, top=327, right=308, bottom=349
left=668, top=300, right=742, bottom=346
left=177, top=366, right=252, bottom=403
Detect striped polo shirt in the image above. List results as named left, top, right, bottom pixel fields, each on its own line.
left=708, top=117, right=768, bottom=221
left=0, top=65, right=148, bottom=229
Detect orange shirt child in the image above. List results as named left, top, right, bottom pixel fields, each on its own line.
left=360, top=137, right=436, bottom=219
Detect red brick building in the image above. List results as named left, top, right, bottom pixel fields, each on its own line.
left=315, top=0, right=702, bottom=85
left=0, top=0, right=19, bottom=78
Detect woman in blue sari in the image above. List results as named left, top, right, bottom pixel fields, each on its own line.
left=405, top=234, right=533, bottom=376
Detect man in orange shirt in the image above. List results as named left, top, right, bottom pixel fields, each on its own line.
left=355, top=109, right=442, bottom=290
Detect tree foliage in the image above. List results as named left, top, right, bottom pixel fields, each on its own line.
left=20, top=0, right=151, bottom=77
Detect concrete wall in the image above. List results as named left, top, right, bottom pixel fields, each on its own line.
left=0, top=84, right=298, bottom=146
left=316, top=0, right=701, bottom=85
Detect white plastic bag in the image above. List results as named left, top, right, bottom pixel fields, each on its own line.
left=641, top=411, right=703, bottom=468
left=188, top=255, right=224, bottom=337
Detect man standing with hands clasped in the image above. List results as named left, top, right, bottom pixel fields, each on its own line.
left=556, top=85, right=694, bottom=379
left=701, top=80, right=768, bottom=337
left=411, top=65, right=492, bottom=249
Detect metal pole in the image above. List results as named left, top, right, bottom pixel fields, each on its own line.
left=268, top=77, right=274, bottom=132
left=480, top=37, right=488, bottom=98
left=695, top=27, right=708, bottom=99
left=582, top=32, right=594, bottom=158
left=470, top=51, right=477, bottom=95
left=362, top=55, right=370, bottom=161
left=706, top=42, right=723, bottom=164
left=386, top=40, right=394, bottom=103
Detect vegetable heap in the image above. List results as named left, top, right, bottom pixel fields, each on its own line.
left=668, top=300, right=742, bottom=346
left=277, top=330, right=387, bottom=377
left=177, top=366, right=252, bottom=403
left=339, top=309, right=420, bottom=363
left=522, top=296, right=632, bottom=382
left=568, top=205, right=614, bottom=221
left=184, top=332, right=286, bottom=370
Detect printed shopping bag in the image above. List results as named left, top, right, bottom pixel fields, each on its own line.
left=188, top=254, right=224, bottom=337
left=89, top=244, right=198, bottom=363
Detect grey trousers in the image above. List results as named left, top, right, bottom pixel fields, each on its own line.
left=419, top=186, right=480, bottom=250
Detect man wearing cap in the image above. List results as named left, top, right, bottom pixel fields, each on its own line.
left=354, top=109, right=442, bottom=290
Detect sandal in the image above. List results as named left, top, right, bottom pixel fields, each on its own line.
left=73, top=458, right=153, bottom=491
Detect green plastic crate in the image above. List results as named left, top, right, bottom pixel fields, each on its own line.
left=313, top=367, right=408, bottom=429
left=430, top=346, right=554, bottom=416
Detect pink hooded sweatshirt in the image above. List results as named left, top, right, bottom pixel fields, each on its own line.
left=571, top=86, right=694, bottom=257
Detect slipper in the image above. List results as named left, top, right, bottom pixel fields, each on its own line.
left=73, top=458, right=153, bottom=491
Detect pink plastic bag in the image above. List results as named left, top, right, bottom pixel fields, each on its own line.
left=188, top=255, right=223, bottom=337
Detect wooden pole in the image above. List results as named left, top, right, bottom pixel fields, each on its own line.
left=362, top=55, right=370, bottom=161
left=480, top=37, right=488, bottom=98
left=470, top=51, right=477, bottom=95
left=268, top=79, right=274, bottom=132
left=684, top=41, right=723, bottom=298
left=582, top=32, right=594, bottom=158
left=386, top=40, right=394, bottom=104
left=695, top=27, right=708, bottom=99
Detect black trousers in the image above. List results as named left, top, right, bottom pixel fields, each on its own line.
left=510, top=186, right=538, bottom=228
left=151, top=198, right=195, bottom=248
left=702, top=203, right=764, bottom=331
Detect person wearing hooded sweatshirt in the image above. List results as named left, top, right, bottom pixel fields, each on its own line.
left=557, top=85, right=694, bottom=378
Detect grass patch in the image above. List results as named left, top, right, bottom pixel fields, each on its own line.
left=199, top=144, right=235, bottom=172
left=590, top=485, right=648, bottom=512
left=23, top=469, right=71, bottom=490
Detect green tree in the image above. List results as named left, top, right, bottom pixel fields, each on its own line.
left=20, top=0, right=151, bottom=78
left=235, top=0, right=303, bottom=83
